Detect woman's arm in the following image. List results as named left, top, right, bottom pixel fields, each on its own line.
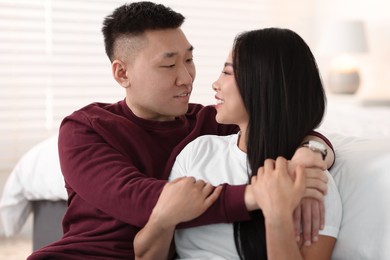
left=251, top=157, right=336, bottom=260
left=134, top=215, right=176, bottom=260
left=245, top=132, right=333, bottom=245
left=251, top=157, right=305, bottom=259
left=134, top=177, right=222, bottom=259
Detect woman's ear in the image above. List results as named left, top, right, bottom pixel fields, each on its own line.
left=112, top=60, right=130, bottom=88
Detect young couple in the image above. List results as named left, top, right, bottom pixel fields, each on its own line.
left=134, top=15, right=341, bottom=260
left=28, top=2, right=340, bottom=260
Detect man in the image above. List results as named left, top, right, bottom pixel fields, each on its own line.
left=28, top=2, right=334, bottom=259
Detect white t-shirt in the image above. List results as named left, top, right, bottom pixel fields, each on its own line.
left=169, top=134, right=342, bottom=260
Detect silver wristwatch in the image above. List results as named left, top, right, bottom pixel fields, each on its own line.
left=301, top=140, right=327, bottom=160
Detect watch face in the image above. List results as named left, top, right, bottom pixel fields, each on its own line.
left=301, top=140, right=327, bottom=160
left=309, top=140, right=326, bottom=150
left=306, top=140, right=327, bottom=160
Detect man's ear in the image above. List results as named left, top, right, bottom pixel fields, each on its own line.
left=112, top=60, right=130, bottom=88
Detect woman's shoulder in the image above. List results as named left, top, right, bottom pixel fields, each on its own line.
left=188, top=134, right=237, bottom=149
left=177, top=134, right=237, bottom=162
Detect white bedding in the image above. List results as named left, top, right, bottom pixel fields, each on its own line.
left=327, top=133, right=390, bottom=259
left=0, top=134, right=66, bottom=236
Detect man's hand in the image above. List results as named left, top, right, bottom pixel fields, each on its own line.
left=293, top=198, right=325, bottom=246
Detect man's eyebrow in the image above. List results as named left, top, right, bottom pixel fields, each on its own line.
left=163, top=45, right=194, bottom=58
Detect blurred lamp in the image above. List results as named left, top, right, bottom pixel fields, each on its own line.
left=318, top=20, right=368, bottom=94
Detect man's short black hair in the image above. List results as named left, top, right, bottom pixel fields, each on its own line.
left=102, top=1, right=185, bottom=61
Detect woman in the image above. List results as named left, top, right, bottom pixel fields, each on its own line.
left=134, top=28, right=342, bottom=259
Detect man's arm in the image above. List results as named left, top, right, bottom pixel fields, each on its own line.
left=59, top=110, right=251, bottom=230
left=301, top=133, right=335, bottom=169
left=293, top=132, right=335, bottom=245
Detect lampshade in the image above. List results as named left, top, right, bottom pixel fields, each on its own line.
left=317, top=20, right=368, bottom=95
left=318, top=20, right=368, bottom=55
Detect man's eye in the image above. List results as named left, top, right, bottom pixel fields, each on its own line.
left=161, top=64, right=175, bottom=68
left=186, top=58, right=193, bottom=63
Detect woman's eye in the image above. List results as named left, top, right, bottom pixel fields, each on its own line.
left=222, top=70, right=231, bottom=75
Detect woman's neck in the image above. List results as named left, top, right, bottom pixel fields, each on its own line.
left=237, top=127, right=247, bottom=153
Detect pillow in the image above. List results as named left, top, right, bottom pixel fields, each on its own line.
left=327, top=133, right=390, bottom=259
left=0, top=134, right=66, bottom=236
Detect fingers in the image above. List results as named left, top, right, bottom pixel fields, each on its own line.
left=298, top=168, right=328, bottom=196
left=264, top=158, right=276, bottom=171
left=274, top=157, right=288, bottom=172
left=170, top=177, right=216, bottom=200
left=311, top=201, right=320, bottom=243
left=169, top=176, right=187, bottom=184
left=203, top=185, right=222, bottom=208
left=300, top=198, right=323, bottom=246
left=263, top=157, right=288, bottom=175
left=293, top=206, right=302, bottom=241
left=305, top=169, right=328, bottom=184
left=303, top=188, right=324, bottom=201
left=185, top=178, right=221, bottom=207
left=301, top=200, right=312, bottom=246
left=311, top=157, right=327, bottom=171
left=305, top=178, right=328, bottom=195
left=319, top=199, right=325, bottom=230
left=294, top=165, right=306, bottom=193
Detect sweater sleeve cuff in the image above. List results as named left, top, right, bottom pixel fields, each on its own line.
left=309, top=130, right=336, bottom=168
left=309, top=130, right=333, bottom=150
left=222, top=184, right=251, bottom=222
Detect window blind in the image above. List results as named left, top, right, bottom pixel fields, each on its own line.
left=0, top=0, right=273, bottom=176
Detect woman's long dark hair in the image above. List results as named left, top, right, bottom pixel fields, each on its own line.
left=232, top=28, right=326, bottom=259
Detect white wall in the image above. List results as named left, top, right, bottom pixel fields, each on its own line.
left=1, top=0, right=390, bottom=190
left=313, top=0, right=390, bottom=98
left=0, top=0, right=277, bottom=179
left=260, top=0, right=390, bottom=99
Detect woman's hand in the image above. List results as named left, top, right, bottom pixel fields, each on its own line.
left=134, top=177, right=222, bottom=260
left=251, top=157, right=306, bottom=220
left=151, top=177, right=222, bottom=228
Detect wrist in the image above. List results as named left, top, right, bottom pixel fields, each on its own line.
left=264, top=211, right=294, bottom=229
left=244, top=185, right=258, bottom=211
left=149, top=208, right=177, bottom=231
left=300, top=140, right=327, bottom=161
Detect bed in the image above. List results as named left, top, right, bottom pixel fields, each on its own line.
left=1, top=101, right=390, bottom=258
left=0, top=134, right=67, bottom=251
